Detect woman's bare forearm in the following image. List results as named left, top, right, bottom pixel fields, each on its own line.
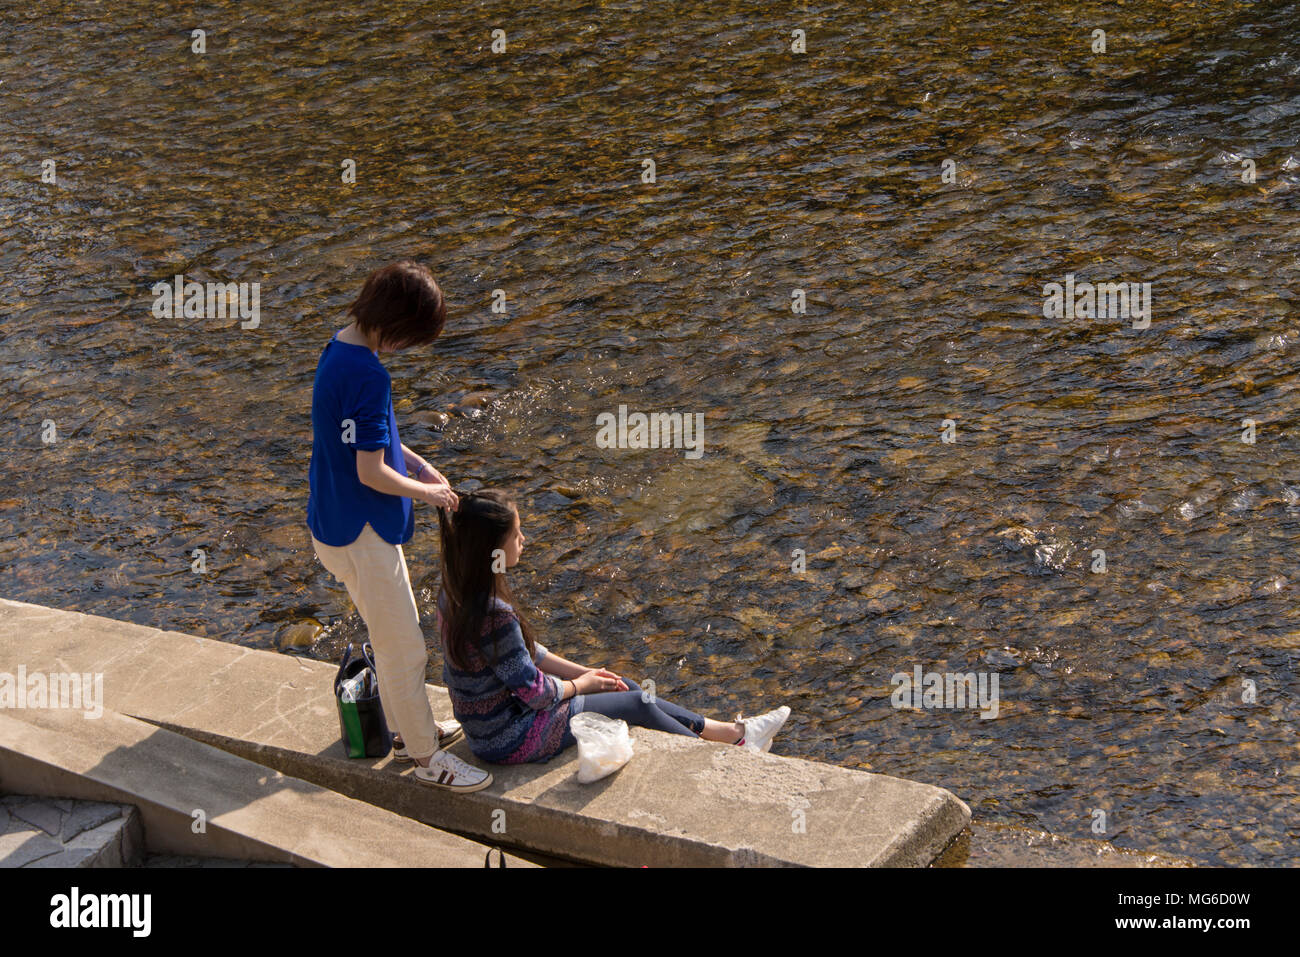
left=537, top=653, right=588, bottom=680
left=401, top=443, right=427, bottom=474
left=357, top=451, right=429, bottom=499
left=401, top=443, right=450, bottom=485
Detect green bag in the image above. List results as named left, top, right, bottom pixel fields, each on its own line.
left=334, top=642, right=392, bottom=758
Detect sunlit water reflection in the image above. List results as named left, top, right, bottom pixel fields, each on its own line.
left=2, top=0, right=1298, bottom=864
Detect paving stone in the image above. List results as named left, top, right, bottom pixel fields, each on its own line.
left=28, top=846, right=98, bottom=867
left=66, top=816, right=124, bottom=842
left=0, top=799, right=139, bottom=867
left=10, top=799, right=63, bottom=837
left=0, top=829, right=63, bottom=867
left=61, top=802, right=122, bottom=841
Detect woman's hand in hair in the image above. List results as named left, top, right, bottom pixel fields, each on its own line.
left=415, top=463, right=452, bottom=488
left=573, top=669, right=628, bottom=694
left=418, top=483, right=459, bottom=510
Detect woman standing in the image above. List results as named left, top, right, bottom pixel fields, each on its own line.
left=308, top=261, right=492, bottom=792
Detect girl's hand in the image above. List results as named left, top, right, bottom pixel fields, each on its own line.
left=419, top=484, right=458, bottom=510
left=582, top=668, right=627, bottom=692
left=574, top=670, right=626, bottom=694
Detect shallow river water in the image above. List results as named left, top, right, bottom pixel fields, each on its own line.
left=2, top=1, right=1298, bottom=864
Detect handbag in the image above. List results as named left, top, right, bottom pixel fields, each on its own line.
left=334, top=642, right=392, bottom=758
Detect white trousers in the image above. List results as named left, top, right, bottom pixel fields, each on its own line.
left=311, top=522, right=440, bottom=760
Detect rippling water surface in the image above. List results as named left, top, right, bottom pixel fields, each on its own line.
left=2, top=1, right=1299, bottom=864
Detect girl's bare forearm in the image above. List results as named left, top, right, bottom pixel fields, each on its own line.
left=538, top=653, right=588, bottom=680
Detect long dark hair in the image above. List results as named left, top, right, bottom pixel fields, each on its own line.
left=437, top=489, right=536, bottom=670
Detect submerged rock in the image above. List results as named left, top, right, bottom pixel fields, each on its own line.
left=996, top=526, right=1076, bottom=573
left=279, top=620, right=320, bottom=650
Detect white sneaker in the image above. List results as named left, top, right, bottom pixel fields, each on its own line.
left=737, top=706, right=791, bottom=753
left=414, top=749, right=493, bottom=792
left=392, top=722, right=464, bottom=761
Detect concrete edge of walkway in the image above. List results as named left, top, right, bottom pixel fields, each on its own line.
left=0, top=598, right=971, bottom=867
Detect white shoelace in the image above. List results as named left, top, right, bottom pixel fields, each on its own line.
left=430, top=751, right=482, bottom=778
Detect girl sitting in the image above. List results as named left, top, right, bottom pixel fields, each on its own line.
left=434, top=489, right=791, bottom=764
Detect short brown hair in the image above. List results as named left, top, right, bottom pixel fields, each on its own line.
left=348, top=261, right=446, bottom=349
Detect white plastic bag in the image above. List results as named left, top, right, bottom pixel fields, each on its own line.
left=570, top=712, right=634, bottom=783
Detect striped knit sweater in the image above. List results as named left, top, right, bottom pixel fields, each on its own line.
left=436, top=593, right=576, bottom=763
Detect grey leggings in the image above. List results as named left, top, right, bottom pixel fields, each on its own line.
left=572, top=677, right=705, bottom=737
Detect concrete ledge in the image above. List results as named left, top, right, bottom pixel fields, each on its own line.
left=0, top=598, right=970, bottom=866
left=0, top=708, right=534, bottom=868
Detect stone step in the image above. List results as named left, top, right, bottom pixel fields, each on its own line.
left=0, top=706, right=535, bottom=868
left=0, top=796, right=143, bottom=867
left=0, top=597, right=970, bottom=866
